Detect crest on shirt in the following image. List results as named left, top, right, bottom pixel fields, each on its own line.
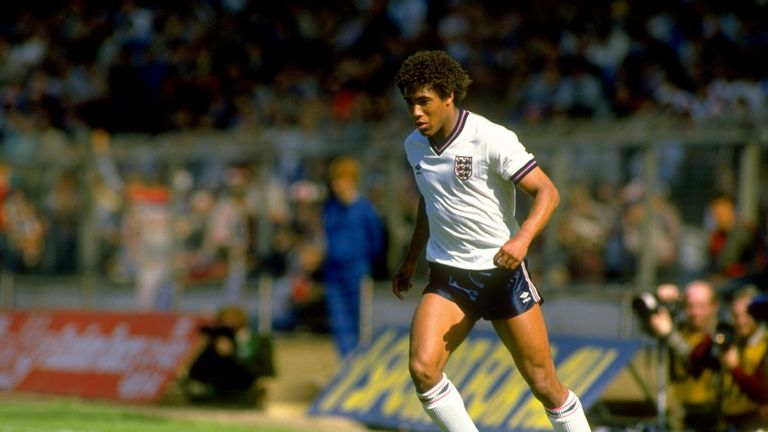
left=454, top=156, right=472, bottom=180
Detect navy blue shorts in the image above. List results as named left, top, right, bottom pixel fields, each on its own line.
left=423, top=261, right=542, bottom=321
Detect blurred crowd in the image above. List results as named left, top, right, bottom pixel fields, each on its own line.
left=0, top=0, right=766, bottom=142
left=0, top=2, right=766, bottom=307
left=556, top=182, right=768, bottom=287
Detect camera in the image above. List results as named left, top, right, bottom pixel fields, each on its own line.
left=631, top=290, right=680, bottom=335
left=712, top=321, right=735, bottom=353
left=696, top=320, right=736, bottom=371
left=632, top=292, right=662, bottom=320
left=199, top=324, right=236, bottom=340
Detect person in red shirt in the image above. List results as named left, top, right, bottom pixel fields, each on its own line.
left=690, top=286, right=768, bottom=431
left=707, top=193, right=766, bottom=289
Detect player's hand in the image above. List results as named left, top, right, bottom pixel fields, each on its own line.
left=392, top=262, right=415, bottom=300
left=493, top=238, right=528, bottom=269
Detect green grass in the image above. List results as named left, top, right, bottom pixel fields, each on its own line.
left=0, top=398, right=308, bottom=432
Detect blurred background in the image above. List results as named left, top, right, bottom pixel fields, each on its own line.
left=0, top=0, right=766, bottom=430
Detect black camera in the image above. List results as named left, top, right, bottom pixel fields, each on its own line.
left=697, top=320, right=736, bottom=371
left=632, top=291, right=680, bottom=335
left=199, top=324, right=236, bottom=340
left=712, top=321, right=735, bottom=353
left=632, top=292, right=662, bottom=320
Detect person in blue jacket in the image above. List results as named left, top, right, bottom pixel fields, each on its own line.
left=321, top=155, right=385, bottom=357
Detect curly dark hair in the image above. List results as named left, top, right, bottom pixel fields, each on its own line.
left=395, top=50, right=472, bottom=102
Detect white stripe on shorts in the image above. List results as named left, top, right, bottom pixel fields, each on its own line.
left=520, top=261, right=541, bottom=303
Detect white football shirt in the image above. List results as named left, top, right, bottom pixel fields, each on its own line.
left=404, top=108, right=537, bottom=270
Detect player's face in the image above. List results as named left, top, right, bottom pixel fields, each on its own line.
left=402, top=86, right=455, bottom=139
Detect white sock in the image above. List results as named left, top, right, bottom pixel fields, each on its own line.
left=417, top=373, right=478, bottom=432
left=545, top=390, right=592, bottom=432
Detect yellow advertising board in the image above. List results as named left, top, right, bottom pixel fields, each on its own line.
left=310, top=326, right=640, bottom=432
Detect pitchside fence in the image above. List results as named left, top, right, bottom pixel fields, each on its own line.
left=0, top=114, right=765, bottom=340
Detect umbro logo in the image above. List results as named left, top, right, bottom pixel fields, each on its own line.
left=519, top=292, right=531, bottom=303
left=415, top=164, right=422, bottom=175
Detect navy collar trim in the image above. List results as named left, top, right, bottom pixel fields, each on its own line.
left=428, top=107, right=468, bottom=155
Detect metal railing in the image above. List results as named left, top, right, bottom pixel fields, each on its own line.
left=0, top=114, right=765, bottom=314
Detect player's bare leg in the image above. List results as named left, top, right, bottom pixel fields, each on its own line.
left=493, top=303, right=591, bottom=432
left=409, top=293, right=478, bottom=432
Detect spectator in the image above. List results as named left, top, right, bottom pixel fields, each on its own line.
left=517, top=60, right=564, bottom=122
left=197, top=166, right=252, bottom=305
left=175, top=188, right=214, bottom=280
left=0, top=189, right=46, bottom=273
left=270, top=238, right=327, bottom=333
left=0, top=163, right=13, bottom=269
left=604, top=181, right=682, bottom=282
left=321, top=156, right=385, bottom=357
left=123, top=172, right=175, bottom=311
left=706, top=193, right=767, bottom=294
left=690, top=285, right=768, bottom=431
left=646, top=280, right=721, bottom=431
left=582, top=20, right=631, bottom=86
left=41, top=172, right=80, bottom=274
left=92, top=129, right=175, bottom=310
left=554, top=58, right=610, bottom=118
left=557, top=183, right=615, bottom=282
left=182, top=305, right=275, bottom=407
left=89, top=134, right=128, bottom=282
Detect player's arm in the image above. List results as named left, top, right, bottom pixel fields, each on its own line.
left=494, top=166, right=560, bottom=269
left=392, top=195, right=429, bottom=299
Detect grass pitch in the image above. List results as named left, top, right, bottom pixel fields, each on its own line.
left=0, top=397, right=316, bottom=432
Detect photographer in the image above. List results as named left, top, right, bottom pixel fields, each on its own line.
left=643, top=280, right=721, bottom=430
left=181, top=306, right=275, bottom=407
left=690, top=285, right=768, bottom=431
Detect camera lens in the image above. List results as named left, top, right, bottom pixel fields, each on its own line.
left=632, top=292, right=659, bottom=318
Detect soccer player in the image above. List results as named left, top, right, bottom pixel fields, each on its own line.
left=392, top=50, right=591, bottom=432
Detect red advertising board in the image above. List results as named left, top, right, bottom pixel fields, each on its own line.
left=0, top=309, right=207, bottom=403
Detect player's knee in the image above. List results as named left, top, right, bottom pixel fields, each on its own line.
left=408, top=356, right=442, bottom=391
left=524, top=368, right=566, bottom=407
